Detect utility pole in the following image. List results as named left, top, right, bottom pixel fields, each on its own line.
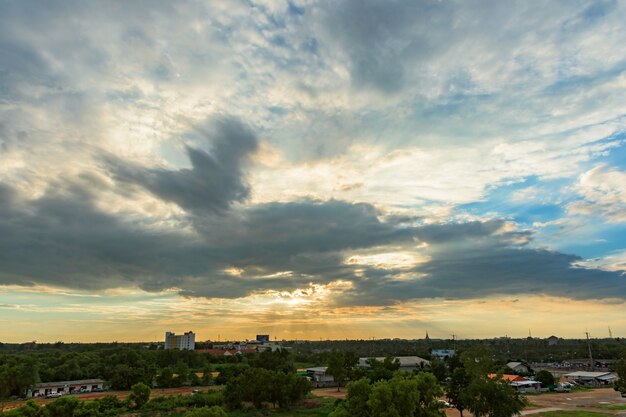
left=586, top=331, right=594, bottom=371
left=452, top=334, right=456, bottom=351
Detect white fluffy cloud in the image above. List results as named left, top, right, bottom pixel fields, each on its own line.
left=568, top=165, right=626, bottom=222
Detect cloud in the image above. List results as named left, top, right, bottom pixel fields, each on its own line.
left=0, top=0, right=626, bottom=325
left=338, top=223, right=626, bottom=306
left=104, top=116, right=258, bottom=214
left=2, top=163, right=625, bottom=307
left=567, top=165, right=626, bottom=223
left=568, top=165, right=626, bottom=222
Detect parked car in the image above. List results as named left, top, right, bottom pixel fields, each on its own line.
left=91, top=387, right=104, bottom=392
left=46, top=392, right=62, bottom=398
left=438, top=400, right=453, bottom=408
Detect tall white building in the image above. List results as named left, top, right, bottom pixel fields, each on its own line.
left=164, top=331, right=195, bottom=350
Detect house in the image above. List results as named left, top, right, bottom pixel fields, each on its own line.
left=547, top=336, right=559, bottom=346
left=507, top=361, right=530, bottom=374
left=28, top=379, right=105, bottom=397
left=564, top=371, right=618, bottom=386
left=488, top=373, right=528, bottom=383
left=431, top=349, right=455, bottom=359
left=306, top=367, right=335, bottom=388
left=358, top=356, right=430, bottom=371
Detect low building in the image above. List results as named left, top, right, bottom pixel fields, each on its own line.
left=547, top=336, right=559, bottom=346
left=306, top=367, right=335, bottom=388
left=510, top=380, right=542, bottom=392
left=507, top=361, right=530, bottom=374
left=28, top=379, right=105, bottom=397
left=358, top=356, right=430, bottom=371
left=164, top=331, right=195, bottom=350
left=564, top=371, right=618, bottom=386
left=488, top=373, right=528, bottom=383
left=431, top=349, right=455, bottom=359
left=487, top=374, right=541, bottom=392
left=257, top=342, right=287, bottom=352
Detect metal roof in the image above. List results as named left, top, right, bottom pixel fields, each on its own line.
left=564, top=371, right=612, bottom=378
left=34, top=379, right=105, bottom=388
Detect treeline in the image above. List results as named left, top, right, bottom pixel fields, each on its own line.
left=289, top=337, right=626, bottom=363
left=0, top=348, right=295, bottom=398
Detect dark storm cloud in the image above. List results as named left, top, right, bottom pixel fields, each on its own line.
left=2, top=167, right=626, bottom=305
left=2, top=112, right=625, bottom=304
left=0, top=177, right=412, bottom=298
left=104, top=117, right=258, bottom=214
left=336, top=231, right=626, bottom=306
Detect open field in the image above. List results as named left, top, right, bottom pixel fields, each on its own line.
left=311, top=387, right=626, bottom=417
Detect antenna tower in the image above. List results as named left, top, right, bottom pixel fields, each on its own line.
left=586, top=331, right=594, bottom=371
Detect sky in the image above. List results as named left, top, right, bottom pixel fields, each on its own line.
left=1, top=0, right=626, bottom=343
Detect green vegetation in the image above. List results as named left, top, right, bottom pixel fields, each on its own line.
left=614, top=355, right=626, bottom=397
left=224, top=368, right=310, bottom=410
left=329, top=373, right=444, bottom=417
left=589, top=404, right=626, bottom=410
left=184, top=406, right=228, bottom=417
left=443, top=347, right=527, bottom=417
left=127, top=383, right=150, bottom=409
left=534, top=411, right=612, bottom=417
left=534, top=370, right=555, bottom=387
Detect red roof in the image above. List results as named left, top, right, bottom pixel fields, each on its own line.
left=197, top=349, right=237, bottom=356
left=488, top=373, right=527, bottom=382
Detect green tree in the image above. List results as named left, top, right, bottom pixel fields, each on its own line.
left=128, top=383, right=151, bottom=409
left=183, top=406, right=228, bottom=417
left=460, top=347, right=495, bottom=376
left=367, top=381, right=400, bottom=417
left=344, top=378, right=372, bottom=417
left=615, top=357, right=626, bottom=397
left=367, top=356, right=400, bottom=382
left=45, top=396, right=80, bottom=417
left=389, top=375, right=419, bottom=417
left=200, top=366, right=213, bottom=386
left=430, top=359, right=448, bottom=383
left=534, top=370, right=555, bottom=388
left=446, top=367, right=472, bottom=417
left=466, top=376, right=526, bottom=417
left=414, top=372, right=445, bottom=417
left=156, top=367, right=175, bottom=388
left=327, top=350, right=348, bottom=391
left=174, top=362, right=190, bottom=386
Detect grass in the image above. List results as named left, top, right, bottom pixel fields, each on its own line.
left=533, top=411, right=612, bottom=417
left=589, top=404, right=626, bottom=410
left=227, top=397, right=336, bottom=417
